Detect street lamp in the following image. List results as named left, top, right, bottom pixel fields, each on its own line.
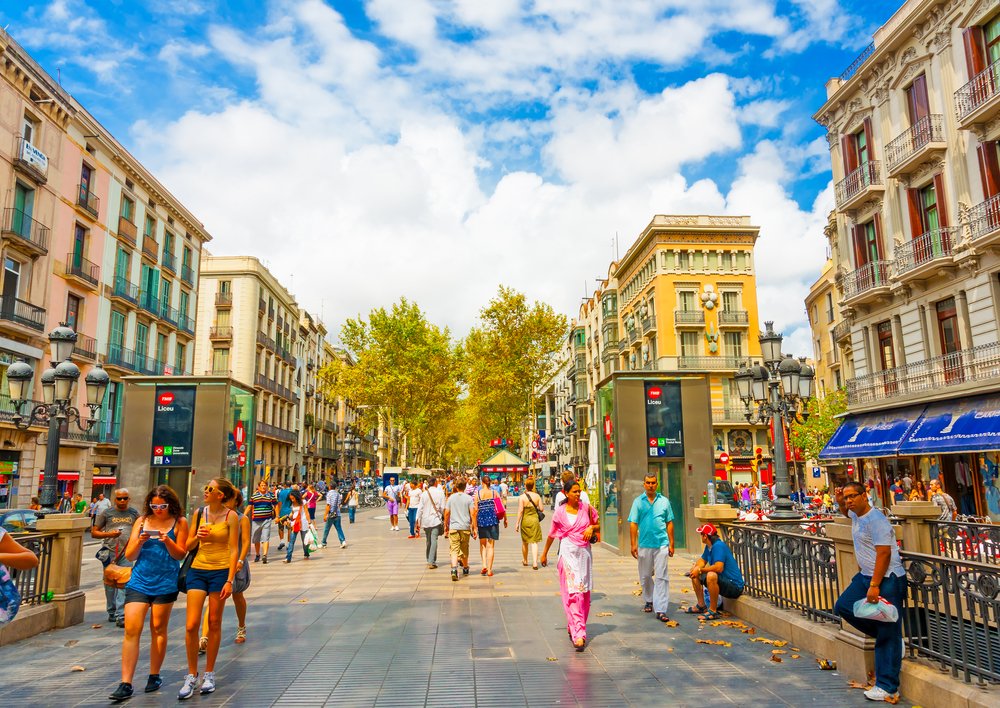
left=8, top=324, right=110, bottom=514
left=735, top=321, right=814, bottom=519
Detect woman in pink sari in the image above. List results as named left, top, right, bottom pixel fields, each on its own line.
left=540, top=480, right=599, bottom=651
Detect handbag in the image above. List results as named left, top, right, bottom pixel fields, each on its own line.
left=232, top=560, right=251, bottom=594
left=0, top=563, right=20, bottom=626
left=177, top=507, right=204, bottom=595
left=587, top=505, right=600, bottom=544
left=103, top=563, right=132, bottom=589
left=493, top=493, right=506, bottom=521
left=525, top=491, right=545, bottom=522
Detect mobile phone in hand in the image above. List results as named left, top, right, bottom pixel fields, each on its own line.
left=145, top=529, right=161, bottom=539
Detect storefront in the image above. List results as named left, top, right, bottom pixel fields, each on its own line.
left=91, top=466, right=118, bottom=499
left=37, top=470, right=80, bottom=498
left=0, top=453, right=19, bottom=509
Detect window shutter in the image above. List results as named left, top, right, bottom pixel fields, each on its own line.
left=841, top=134, right=858, bottom=174
left=851, top=224, right=867, bottom=267
left=963, top=27, right=987, bottom=78
left=977, top=141, right=1000, bottom=198
left=862, top=117, right=874, bottom=161
left=873, top=213, right=885, bottom=260
left=908, top=74, right=930, bottom=124
left=933, top=173, right=949, bottom=228
left=906, top=188, right=925, bottom=237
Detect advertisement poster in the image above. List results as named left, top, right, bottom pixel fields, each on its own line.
left=645, top=381, right=683, bottom=458
left=151, top=386, right=196, bottom=467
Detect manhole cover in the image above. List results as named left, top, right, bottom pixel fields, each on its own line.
left=471, top=647, right=513, bottom=660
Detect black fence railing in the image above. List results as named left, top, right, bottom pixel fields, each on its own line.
left=928, top=520, right=1000, bottom=566
left=721, top=522, right=840, bottom=623
left=0, top=295, right=46, bottom=331
left=12, top=532, right=54, bottom=605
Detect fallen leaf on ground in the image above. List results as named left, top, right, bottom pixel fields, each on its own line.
left=790, top=655, right=801, bottom=659
left=791, top=647, right=800, bottom=651
left=772, top=650, right=787, bottom=655
left=770, top=655, right=782, bottom=663
left=546, top=657, right=558, bottom=662
left=597, top=612, right=614, bottom=617
left=680, top=589, right=691, bottom=594
left=64, top=640, right=79, bottom=647
left=817, top=659, right=837, bottom=670
left=90, top=624, right=102, bottom=629
left=666, top=648, right=674, bottom=652
left=848, top=680, right=872, bottom=689
left=741, top=628, right=756, bottom=634
left=750, top=637, right=777, bottom=645
left=664, top=620, right=678, bottom=627
left=71, top=666, right=86, bottom=672
left=298, top=600, right=308, bottom=603
left=631, top=590, right=642, bottom=596
left=773, top=640, right=788, bottom=647
left=695, top=639, right=732, bottom=647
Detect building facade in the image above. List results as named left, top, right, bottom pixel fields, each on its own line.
left=813, top=0, right=1000, bottom=518
left=804, top=253, right=851, bottom=397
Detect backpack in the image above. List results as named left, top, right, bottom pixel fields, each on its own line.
left=0, top=563, right=21, bottom=626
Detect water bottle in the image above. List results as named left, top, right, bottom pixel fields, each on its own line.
left=707, top=479, right=717, bottom=505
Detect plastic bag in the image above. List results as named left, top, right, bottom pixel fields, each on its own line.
left=304, top=528, right=319, bottom=553
left=852, top=597, right=899, bottom=623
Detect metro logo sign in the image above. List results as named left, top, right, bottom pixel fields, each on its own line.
left=158, top=392, right=175, bottom=406
left=647, top=386, right=662, bottom=399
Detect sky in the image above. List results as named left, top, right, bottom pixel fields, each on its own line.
left=1, top=0, right=903, bottom=354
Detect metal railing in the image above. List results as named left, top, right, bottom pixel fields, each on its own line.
left=160, top=302, right=179, bottom=327
left=968, top=192, right=1000, bottom=242
left=77, top=185, right=99, bottom=218
left=10, top=533, right=54, bottom=606
left=106, top=345, right=138, bottom=372
left=256, top=421, right=296, bottom=443
left=928, top=520, right=1000, bottom=566
left=181, top=264, right=195, bottom=285
left=886, top=115, right=945, bottom=171
left=215, top=291, right=232, bottom=306
left=721, top=522, right=840, bottom=623
left=677, top=355, right=744, bottom=370
left=112, top=276, right=139, bottom=305
left=0, top=295, right=46, bottom=331
left=835, top=161, right=882, bottom=207
left=142, top=235, right=158, bottom=261
left=2, top=207, right=50, bottom=252
left=0, top=393, right=44, bottom=424
left=177, top=313, right=194, bottom=334
left=901, top=551, right=1000, bottom=684
left=846, top=341, right=1000, bottom=404
left=842, top=260, right=891, bottom=299
left=839, top=41, right=875, bottom=82
left=712, top=406, right=751, bottom=424
left=63, top=252, right=100, bottom=286
left=72, top=333, right=97, bottom=360
left=161, top=251, right=176, bottom=272
left=138, top=292, right=159, bottom=317
left=833, top=320, right=851, bottom=342
left=955, top=56, right=1000, bottom=121
left=894, top=228, right=955, bottom=276
left=256, top=331, right=275, bottom=350
left=674, top=310, right=704, bottom=324
left=641, top=315, right=656, bottom=333
left=209, top=326, right=233, bottom=340
left=719, top=310, right=749, bottom=325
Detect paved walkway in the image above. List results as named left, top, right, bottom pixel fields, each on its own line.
left=0, top=504, right=911, bottom=707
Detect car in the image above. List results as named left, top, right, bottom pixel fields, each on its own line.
left=714, top=480, right=738, bottom=508
left=0, top=509, right=40, bottom=534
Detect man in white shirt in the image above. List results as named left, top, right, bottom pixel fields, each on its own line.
left=405, top=480, right=423, bottom=538
left=418, top=478, right=446, bottom=569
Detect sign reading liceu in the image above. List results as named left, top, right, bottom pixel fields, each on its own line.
left=644, top=381, right=683, bottom=458
left=150, top=386, right=196, bottom=467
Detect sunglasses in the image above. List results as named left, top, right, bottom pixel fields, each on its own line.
left=150, top=503, right=169, bottom=510
left=204, top=486, right=218, bottom=494
left=116, top=497, right=130, bottom=501
left=842, top=493, right=860, bottom=502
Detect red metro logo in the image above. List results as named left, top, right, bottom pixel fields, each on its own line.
left=158, top=392, right=175, bottom=406
left=647, top=387, right=662, bottom=399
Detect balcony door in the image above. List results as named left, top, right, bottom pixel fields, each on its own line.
left=12, top=183, right=33, bottom=238
left=937, top=298, right=964, bottom=385
left=80, top=164, right=93, bottom=201
left=109, top=310, right=125, bottom=362
left=135, top=323, right=149, bottom=371
left=876, top=321, right=897, bottom=396
left=851, top=218, right=886, bottom=289
left=115, top=247, right=130, bottom=281
left=841, top=118, right=873, bottom=177
left=72, top=224, right=86, bottom=269
left=2, top=259, right=21, bottom=316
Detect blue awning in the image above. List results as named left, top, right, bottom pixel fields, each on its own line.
left=819, top=407, right=924, bottom=460
left=898, top=392, right=1000, bottom=454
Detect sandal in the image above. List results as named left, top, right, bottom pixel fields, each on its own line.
left=683, top=605, right=707, bottom=615
left=481, top=568, right=488, bottom=575
left=642, top=602, right=653, bottom=613
left=573, top=638, right=586, bottom=652
left=700, top=610, right=720, bottom=621
left=656, top=613, right=671, bottom=622
left=235, top=626, right=246, bottom=644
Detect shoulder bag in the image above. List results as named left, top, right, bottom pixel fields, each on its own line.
left=491, top=490, right=506, bottom=521
left=525, top=491, right=545, bottom=522
left=587, top=504, right=600, bottom=544
left=426, top=488, right=444, bottom=530
left=0, top=562, right=20, bottom=626
left=233, top=515, right=251, bottom=594
left=177, top=507, right=204, bottom=594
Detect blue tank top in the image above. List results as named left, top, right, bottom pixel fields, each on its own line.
left=125, top=521, right=180, bottom=596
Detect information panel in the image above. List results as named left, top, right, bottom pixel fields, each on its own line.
left=150, top=386, right=196, bottom=467
left=645, top=381, right=683, bottom=458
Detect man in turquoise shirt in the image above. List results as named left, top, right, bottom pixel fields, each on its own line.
left=627, top=474, right=675, bottom=622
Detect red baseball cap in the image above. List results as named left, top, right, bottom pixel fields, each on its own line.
left=695, top=523, right=717, bottom=536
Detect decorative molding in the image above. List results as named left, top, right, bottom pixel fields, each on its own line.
left=900, top=158, right=944, bottom=187
left=855, top=197, right=883, bottom=217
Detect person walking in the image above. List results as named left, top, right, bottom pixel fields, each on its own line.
left=540, top=480, right=599, bottom=651
left=275, top=482, right=293, bottom=551
left=628, top=474, right=675, bottom=622
left=405, top=479, right=423, bottom=538
left=202, top=491, right=252, bottom=650
left=834, top=482, right=907, bottom=703
left=73, top=493, right=88, bottom=514
left=444, top=478, right=475, bottom=581
left=929, top=479, right=957, bottom=521
left=383, top=476, right=403, bottom=531
left=179, top=479, right=240, bottom=700
left=278, top=490, right=311, bottom=563
left=418, top=477, right=446, bottom=569
left=303, top=484, right=320, bottom=523
left=92, top=489, right=140, bottom=627
left=344, top=482, right=358, bottom=524
left=515, top=478, right=543, bottom=569
left=472, top=475, right=505, bottom=576
left=246, top=480, right=276, bottom=564
left=322, top=485, right=346, bottom=549
left=108, top=485, right=188, bottom=702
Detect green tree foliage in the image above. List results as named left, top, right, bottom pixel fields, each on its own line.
left=789, top=387, right=848, bottom=462
left=463, top=286, right=567, bottom=457
left=319, top=298, right=461, bottom=467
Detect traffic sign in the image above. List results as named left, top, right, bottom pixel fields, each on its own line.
left=812, top=466, right=821, bottom=478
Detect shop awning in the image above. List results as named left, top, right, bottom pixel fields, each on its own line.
left=818, top=406, right=924, bottom=460
left=898, top=392, right=1000, bottom=454
left=38, top=472, right=80, bottom=481
left=92, top=476, right=118, bottom=485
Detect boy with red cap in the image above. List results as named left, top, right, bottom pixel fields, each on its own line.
left=683, top=523, right=744, bottom=620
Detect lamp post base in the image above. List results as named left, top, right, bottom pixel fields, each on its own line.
left=767, top=508, right=801, bottom=520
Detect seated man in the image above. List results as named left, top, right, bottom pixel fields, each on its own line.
left=684, top=523, right=744, bottom=620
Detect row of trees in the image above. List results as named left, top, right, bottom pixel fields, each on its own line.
left=318, top=287, right=566, bottom=469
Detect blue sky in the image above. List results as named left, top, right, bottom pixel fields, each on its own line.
left=1, top=0, right=903, bottom=351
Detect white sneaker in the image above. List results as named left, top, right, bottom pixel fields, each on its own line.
left=341, top=541, right=347, bottom=548
left=178, top=674, right=198, bottom=700
left=200, top=671, right=216, bottom=694
left=863, top=686, right=898, bottom=702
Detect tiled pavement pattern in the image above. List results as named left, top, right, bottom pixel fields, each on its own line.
left=0, top=504, right=911, bottom=707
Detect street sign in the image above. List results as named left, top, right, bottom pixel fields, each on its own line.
left=812, top=466, right=821, bottom=478
left=719, top=452, right=730, bottom=465
left=846, top=463, right=855, bottom=475
left=234, top=421, right=245, bottom=446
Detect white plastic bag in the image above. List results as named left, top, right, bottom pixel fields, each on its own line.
left=304, top=528, right=319, bottom=553
left=853, top=597, right=899, bottom=623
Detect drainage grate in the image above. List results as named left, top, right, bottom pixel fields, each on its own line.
left=471, top=647, right=513, bottom=660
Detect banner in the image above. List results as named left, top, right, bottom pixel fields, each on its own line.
left=645, top=381, right=683, bottom=458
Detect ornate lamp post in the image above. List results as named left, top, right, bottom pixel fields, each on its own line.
left=734, top=321, right=814, bottom=519
left=7, top=324, right=110, bottom=514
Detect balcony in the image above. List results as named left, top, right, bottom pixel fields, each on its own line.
left=111, top=276, right=139, bottom=306
left=601, top=348, right=617, bottom=364
left=617, top=339, right=628, bottom=353
left=1, top=208, right=49, bottom=256
left=105, top=345, right=138, bottom=373
left=0, top=296, right=45, bottom=332
left=841, top=260, right=892, bottom=305
left=718, top=310, right=750, bottom=327
left=159, top=250, right=174, bottom=272
left=885, top=115, right=946, bottom=178
left=181, top=264, right=195, bottom=285
left=833, top=320, right=851, bottom=344
left=177, top=313, right=195, bottom=335
left=215, top=291, right=232, bottom=307
left=894, top=228, right=956, bottom=281
left=712, top=406, right=752, bottom=424
left=267, top=305, right=275, bottom=321
left=955, top=58, right=1000, bottom=131
left=142, top=235, right=158, bottom=262
left=14, top=137, right=48, bottom=183
left=641, top=315, right=656, bottom=334
left=846, top=341, right=1000, bottom=406
left=834, top=161, right=883, bottom=212
left=62, top=253, right=100, bottom=289
left=76, top=185, right=99, bottom=219
left=256, top=331, right=275, bottom=350
left=324, top=420, right=336, bottom=433
left=259, top=298, right=266, bottom=314
left=674, top=310, right=705, bottom=327
left=601, top=335, right=618, bottom=350
left=204, top=367, right=231, bottom=377
left=138, top=292, right=160, bottom=317
left=967, top=192, right=1000, bottom=247
left=677, top=356, right=745, bottom=371
left=71, top=333, right=97, bottom=361
left=210, top=326, right=233, bottom=341
left=117, top=216, right=137, bottom=246
left=159, top=302, right=179, bottom=328
left=628, top=328, right=639, bottom=343
left=256, top=421, right=296, bottom=444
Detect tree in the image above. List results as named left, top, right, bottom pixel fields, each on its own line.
left=462, top=286, right=567, bottom=457
left=789, top=388, right=848, bottom=463
left=318, top=298, right=461, bottom=467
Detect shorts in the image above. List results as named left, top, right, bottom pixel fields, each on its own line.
left=449, top=530, right=471, bottom=558
left=251, top=518, right=273, bottom=544
left=700, top=572, right=744, bottom=600
left=478, top=524, right=500, bottom=541
left=308, top=507, right=317, bottom=520
left=185, top=567, right=229, bottom=594
left=124, top=588, right=179, bottom=605
left=387, top=500, right=399, bottom=515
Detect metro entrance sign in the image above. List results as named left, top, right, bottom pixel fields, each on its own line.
left=150, top=386, right=196, bottom=467
left=719, top=452, right=730, bottom=465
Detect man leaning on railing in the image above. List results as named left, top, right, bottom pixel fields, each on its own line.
left=833, top=482, right=906, bottom=703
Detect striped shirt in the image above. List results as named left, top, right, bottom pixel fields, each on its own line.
left=326, top=489, right=342, bottom=516
left=249, top=491, right=276, bottom=521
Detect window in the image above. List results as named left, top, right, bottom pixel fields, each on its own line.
left=175, top=342, right=186, bottom=373
left=678, top=291, right=696, bottom=311
left=160, top=277, right=172, bottom=306
left=735, top=251, right=747, bottom=269
left=72, top=223, right=87, bottom=266
left=217, top=309, right=231, bottom=327
left=182, top=247, right=192, bottom=269
left=720, top=251, right=733, bottom=270
left=723, top=291, right=740, bottom=312
left=66, top=294, right=82, bottom=329
left=115, top=247, right=130, bottom=281
left=212, top=348, right=230, bottom=371
left=179, top=290, right=189, bottom=319
left=2, top=258, right=22, bottom=302
left=852, top=218, right=884, bottom=268
left=163, top=230, right=174, bottom=258
left=825, top=293, right=834, bottom=321
left=841, top=119, right=873, bottom=177
left=155, top=333, right=167, bottom=365
left=905, top=75, right=930, bottom=129
left=143, top=214, right=155, bottom=239
left=22, top=114, right=38, bottom=144
left=109, top=310, right=125, bottom=350
left=12, top=182, right=34, bottom=237
left=677, top=252, right=689, bottom=270
left=136, top=323, right=149, bottom=362
left=220, top=280, right=231, bottom=294
left=877, top=321, right=895, bottom=371
left=937, top=297, right=963, bottom=383
left=680, top=331, right=700, bottom=357
left=80, top=163, right=93, bottom=197
left=724, top=332, right=744, bottom=359
left=835, top=369, right=842, bottom=388
left=120, top=195, right=134, bottom=224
